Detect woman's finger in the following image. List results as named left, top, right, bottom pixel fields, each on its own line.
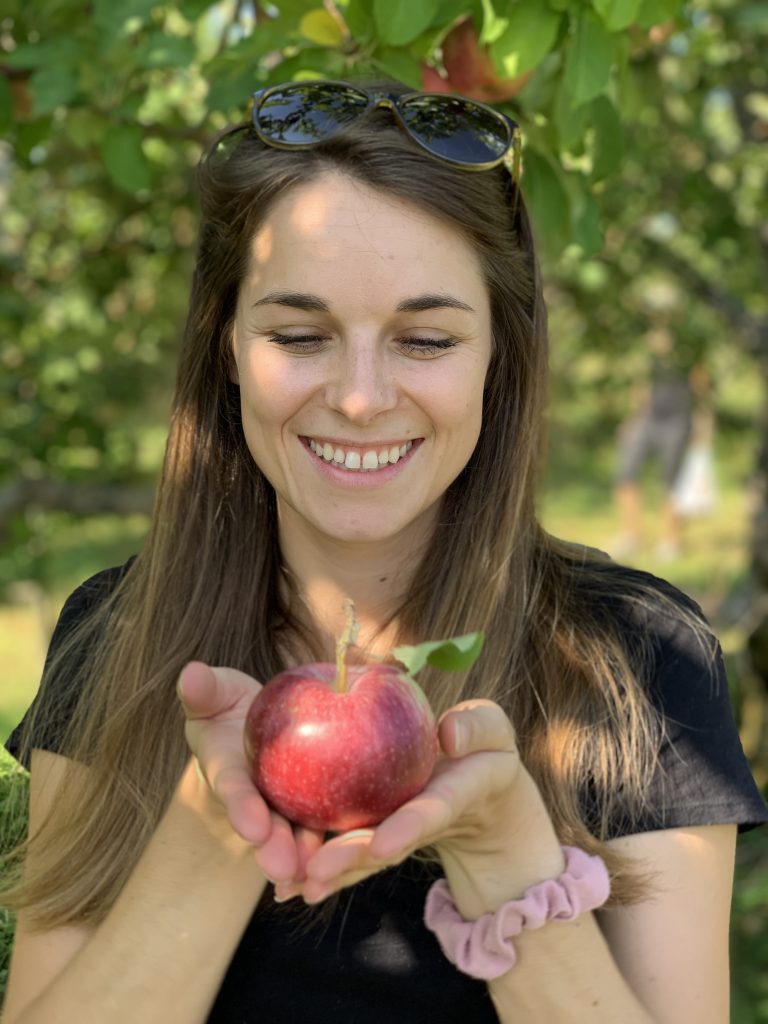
left=437, top=699, right=518, bottom=759
left=253, top=811, right=300, bottom=884
left=177, top=662, right=261, bottom=720
left=304, top=829, right=377, bottom=885
left=212, top=762, right=272, bottom=845
left=293, top=826, right=327, bottom=882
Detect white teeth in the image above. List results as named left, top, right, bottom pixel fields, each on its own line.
left=308, top=439, right=414, bottom=471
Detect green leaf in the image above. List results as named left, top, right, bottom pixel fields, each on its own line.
left=340, top=0, right=375, bottom=38
left=563, top=10, right=614, bottom=107
left=433, top=0, right=477, bottom=26
left=273, top=0, right=322, bottom=16
left=479, top=0, right=508, bottom=45
left=635, top=0, right=680, bottom=29
left=571, top=187, right=603, bottom=255
left=374, top=0, right=442, bottom=45
left=591, top=0, right=643, bottom=32
left=300, top=9, right=345, bottom=46
left=392, top=632, right=485, bottom=676
left=29, top=66, right=79, bottom=115
left=5, top=40, right=82, bottom=69
left=179, top=0, right=215, bottom=18
left=590, top=94, right=624, bottom=180
left=371, top=47, right=424, bottom=87
left=520, top=147, right=570, bottom=255
left=101, top=125, right=152, bottom=193
left=491, top=1, right=561, bottom=78
left=93, top=0, right=159, bottom=33
left=136, top=33, right=198, bottom=68
left=553, top=72, right=591, bottom=151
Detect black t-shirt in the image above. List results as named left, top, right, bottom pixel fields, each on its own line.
left=6, top=558, right=768, bottom=1024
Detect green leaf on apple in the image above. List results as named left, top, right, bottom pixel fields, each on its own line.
left=392, top=631, right=484, bottom=676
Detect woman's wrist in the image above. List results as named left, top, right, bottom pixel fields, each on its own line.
left=436, top=767, right=565, bottom=920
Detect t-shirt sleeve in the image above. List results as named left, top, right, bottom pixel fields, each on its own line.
left=4, top=559, right=136, bottom=770
left=605, top=577, right=768, bottom=839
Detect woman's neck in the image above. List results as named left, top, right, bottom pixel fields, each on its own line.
left=277, top=507, right=436, bottom=660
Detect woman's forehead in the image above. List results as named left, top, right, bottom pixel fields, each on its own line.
left=242, top=172, right=489, bottom=314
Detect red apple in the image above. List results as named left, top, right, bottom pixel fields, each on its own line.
left=245, top=661, right=439, bottom=832
left=420, top=62, right=453, bottom=94
left=439, top=17, right=534, bottom=102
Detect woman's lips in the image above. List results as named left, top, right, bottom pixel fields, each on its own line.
left=301, top=436, right=423, bottom=486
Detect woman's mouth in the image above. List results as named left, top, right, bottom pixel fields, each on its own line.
left=300, top=436, right=423, bottom=484
left=305, top=437, right=417, bottom=472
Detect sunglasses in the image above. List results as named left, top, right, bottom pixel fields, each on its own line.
left=249, top=79, right=522, bottom=190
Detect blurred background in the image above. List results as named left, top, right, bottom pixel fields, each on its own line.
left=1, top=0, right=767, bottom=1017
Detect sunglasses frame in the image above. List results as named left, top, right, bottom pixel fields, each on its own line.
left=250, top=79, right=522, bottom=187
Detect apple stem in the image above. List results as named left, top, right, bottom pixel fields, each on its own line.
left=336, top=599, right=360, bottom=693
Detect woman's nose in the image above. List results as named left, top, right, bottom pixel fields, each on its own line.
left=324, top=346, right=398, bottom=424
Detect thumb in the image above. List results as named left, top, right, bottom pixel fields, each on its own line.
left=177, top=662, right=260, bottom=720
left=438, top=699, right=517, bottom=758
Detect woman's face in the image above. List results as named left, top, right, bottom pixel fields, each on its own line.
left=232, top=171, right=493, bottom=547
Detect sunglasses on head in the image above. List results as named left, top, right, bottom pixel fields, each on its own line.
left=249, top=78, right=522, bottom=191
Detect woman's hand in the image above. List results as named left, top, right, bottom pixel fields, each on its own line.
left=282, top=699, right=532, bottom=904
left=177, top=661, right=325, bottom=886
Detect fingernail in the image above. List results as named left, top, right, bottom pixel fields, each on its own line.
left=338, top=829, right=375, bottom=842
left=454, top=720, right=467, bottom=756
left=303, top=886, right=330, bottom=905
left=274, top=884, right=301, bottom=903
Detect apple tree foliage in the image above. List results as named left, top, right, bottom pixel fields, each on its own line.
left=0, top=0, right=766, bottom=629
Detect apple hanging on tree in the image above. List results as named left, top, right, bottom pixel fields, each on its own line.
left=244, top=601, right=484, bottom=833
left=420, top=17, right=534, bottom=103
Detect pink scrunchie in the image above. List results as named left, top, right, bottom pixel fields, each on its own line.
left=423, top=845, right=611, bottom=981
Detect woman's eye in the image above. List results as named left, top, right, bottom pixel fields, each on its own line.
left=266, top=333, right=326, bottom=350
left=264, top=333, right=456, bottom=355
left=399, top=336, right=457, bottom=356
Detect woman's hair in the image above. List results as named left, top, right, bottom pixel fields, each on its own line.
left=3, top=77, right=715, bottom=928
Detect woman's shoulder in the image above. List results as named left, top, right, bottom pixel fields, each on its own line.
left=561, top=543, right=710, bottom=642
left=55, top=555, right=139, bottom=624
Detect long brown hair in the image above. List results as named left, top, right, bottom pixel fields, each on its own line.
left=3, top=77, right=714, bottom=926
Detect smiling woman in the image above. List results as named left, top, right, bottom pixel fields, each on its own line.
left=1, top=76, right=766, bottom=1024
left=229, top=173, right=491, bottom=554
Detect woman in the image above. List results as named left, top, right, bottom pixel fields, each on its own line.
left=2, top=78, right=766, bottom=1024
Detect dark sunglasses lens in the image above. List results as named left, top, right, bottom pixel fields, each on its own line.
left=255, top=83, right=368, bottom=144
left=401, top=96, right=509, bottom=163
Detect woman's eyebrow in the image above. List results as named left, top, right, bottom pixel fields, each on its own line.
left=251, top=291, right=476, bottom=315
